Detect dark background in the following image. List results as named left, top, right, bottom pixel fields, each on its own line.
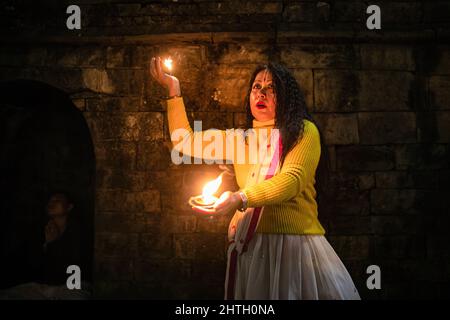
left=0, top=0, right=449, bottom=299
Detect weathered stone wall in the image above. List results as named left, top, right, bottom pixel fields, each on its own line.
left=1, top=1, right=449, bottom=299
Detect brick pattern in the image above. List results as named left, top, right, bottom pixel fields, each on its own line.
left=2, top=1, right=450, bottom=35
left=1, top=1, right=450, bottom=299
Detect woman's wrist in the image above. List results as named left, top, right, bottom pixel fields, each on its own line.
left=168, top=81, right=181, bottom=97
left=234, top=191, right=248, bottom=212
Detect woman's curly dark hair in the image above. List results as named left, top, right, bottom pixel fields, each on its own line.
left=242, top=62, right=331, bottom=201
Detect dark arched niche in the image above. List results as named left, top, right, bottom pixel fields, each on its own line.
left=0, top=80, right=95, bottom=288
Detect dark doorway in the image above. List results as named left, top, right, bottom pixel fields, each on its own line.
left=0, top=80, right=95, bottom=289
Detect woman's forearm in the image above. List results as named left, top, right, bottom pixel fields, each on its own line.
left=242, top=166, right=308, bottom=208
left=166, top=95, right=231, bottom=162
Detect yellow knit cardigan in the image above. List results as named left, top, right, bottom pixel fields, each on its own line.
left=167, top=96, right=325, bottom=235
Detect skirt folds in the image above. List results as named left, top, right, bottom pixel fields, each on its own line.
left=231, top=233, right=361, bottom=300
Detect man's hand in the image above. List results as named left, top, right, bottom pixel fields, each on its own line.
left=45, top=220, right=60, bottom=244
left=192, top=191, right=243, bottom=217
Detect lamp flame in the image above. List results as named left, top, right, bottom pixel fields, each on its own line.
left=202, top=174, right=223, bottom=204
left=163, top=58, right=173, bottom=71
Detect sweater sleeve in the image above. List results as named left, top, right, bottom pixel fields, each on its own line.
left=241, top=120, right=321, bottom=208
left=167, top=96, right=236, bottom=163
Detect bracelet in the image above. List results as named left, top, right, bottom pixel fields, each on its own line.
left=237, top=191, right=248, bottom=212
left=165, top=94, right=181, bottom=100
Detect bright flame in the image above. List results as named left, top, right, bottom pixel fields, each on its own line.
left=163, top=58, right=173, bottom=71
left=202, top=174, right=223, bottom=204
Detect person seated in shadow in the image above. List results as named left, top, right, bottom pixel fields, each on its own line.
left=0, top=191, right=92, bottom=299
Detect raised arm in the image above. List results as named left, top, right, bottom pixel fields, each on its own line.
left=166, top=96, right=233, bottom=163
left=150, top=56, right=234, bottom=163
left=241, top=119, right=321, bottom=208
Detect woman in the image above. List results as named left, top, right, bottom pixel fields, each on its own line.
left=150, top=56, right=360, bottom=300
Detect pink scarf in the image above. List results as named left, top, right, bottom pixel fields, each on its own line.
left=224, top=133, right=283, bottom=300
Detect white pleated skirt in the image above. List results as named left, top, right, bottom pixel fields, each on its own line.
left=230, top=233, right=361, bottom=300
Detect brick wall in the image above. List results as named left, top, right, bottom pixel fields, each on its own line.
left=1, top=1, right=449, bottom=299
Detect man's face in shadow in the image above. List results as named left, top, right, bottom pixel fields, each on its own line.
left=46, top=194, right=73, bottom=217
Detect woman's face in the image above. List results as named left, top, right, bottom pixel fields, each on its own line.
left=250, top=69, right=277, bottom=122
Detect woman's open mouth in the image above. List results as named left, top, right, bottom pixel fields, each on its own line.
left=256, top=101, right=267, bottom=109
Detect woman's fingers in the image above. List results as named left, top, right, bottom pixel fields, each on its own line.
left=157, top=57, right=166, bottom=82
left=150, top=57, right=162, bottom=83
left=150, top=56, right=171, bottom=88
left=150, top=57, right=157, bottom=79
left=192, top=205, right=216, bottom=215
left=150, top=57, right=160, bottom=77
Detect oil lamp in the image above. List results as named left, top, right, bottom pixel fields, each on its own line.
left=188, top=172, right=224, bottom=210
